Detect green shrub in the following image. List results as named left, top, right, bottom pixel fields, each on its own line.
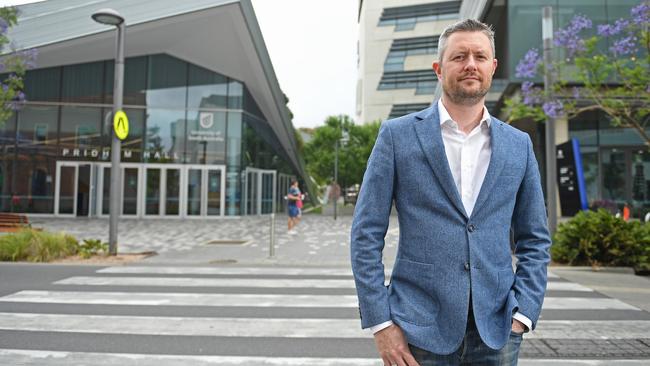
left=78, top=239, right=108, bottom=259
left=0, top=229, right=78, bottom=262
left=552, top=209, right=650, bottom=270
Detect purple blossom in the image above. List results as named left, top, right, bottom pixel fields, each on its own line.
left=610, top=35, right=637, bottom=56
left=521, top=81, right=542, bottom=106
left=631, top=3, right=650, bottom=25
left=597, top=19, right=629, bottom=37
left=554, top=14, right=593, bottom=57
left=543, top=100, right=564, bottom=119
left=1, top=84, right=7, bottom=93
left=515, top=49, right=540, bottom=78
left=0, top=18, right=7, bottom=34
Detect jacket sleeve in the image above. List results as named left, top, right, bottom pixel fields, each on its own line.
left=511, top=135, right=552, bottom=330
left=350, top=122, right=395, bottom=329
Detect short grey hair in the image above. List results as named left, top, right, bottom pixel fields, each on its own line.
left=437, top=19, right=495, bottom=62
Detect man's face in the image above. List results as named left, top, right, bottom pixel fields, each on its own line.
left=433, top=31, right=497, bottom=106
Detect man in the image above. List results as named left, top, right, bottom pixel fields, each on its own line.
left=350, top=19, right=551, bottom=366
left=287, top=180, right=301, bottom=234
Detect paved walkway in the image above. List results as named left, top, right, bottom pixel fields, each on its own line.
left=31, top=213, right=399, bottom=266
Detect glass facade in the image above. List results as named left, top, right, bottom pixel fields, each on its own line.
left=483, top=0, right=644, bottom=216
left=0, top=53, right=296, bottom=216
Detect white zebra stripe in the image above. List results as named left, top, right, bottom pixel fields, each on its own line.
left=96, top=266, right=560, bottom=278
left=0, top=349, right=382, bottom=366
left=0, top=313, right=647, bottom=339
left=0, top=290, right=359, bottom=307
left=53, top=276, right=582, bottom=291
left=97, top=266, right=362, bottom=276
left=0, top=349, right=646, bottom=366
left=54, top=276, right=357, bottom=288
left=0, top=291, right=634, bottom=310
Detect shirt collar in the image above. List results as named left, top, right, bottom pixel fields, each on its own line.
left=437, top=99, right=491, bottom=129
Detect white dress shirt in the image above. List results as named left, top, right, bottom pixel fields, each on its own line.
left=370, top=100, right=532, bottom=334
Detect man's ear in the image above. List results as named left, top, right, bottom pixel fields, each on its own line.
left=492, top=58, right=498, bottom=75
left=433, top=61, right=442, bottom=79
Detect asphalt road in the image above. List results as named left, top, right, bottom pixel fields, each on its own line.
left=0, top=262, right=648, bottom=365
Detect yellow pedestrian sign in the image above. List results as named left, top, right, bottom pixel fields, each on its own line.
left=113, top=110, right=129, bottom=141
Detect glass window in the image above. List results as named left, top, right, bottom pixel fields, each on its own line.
left=188, top=64, right=228, bottom=109
left=14, top=106, right=58, bottom=214
left=185, top=110, right=226, bottom=164
left=146, top=54, right=188, bottom=109
left=16, top=105, right=59, bottom=156
left=60, top=106, right=102, bottom=154
left=228, top=81, right=243, bottom=109
left=105, top=56, right=148, bottom=106
left=23, top=67, right=61, bottom=102
left=61, top=61, right=104, bottom=104
left=569, top=114, right=598, bottom=146
left=144, top=108, right=185, bottom=163
left=0, top=115, right=16, bottom=212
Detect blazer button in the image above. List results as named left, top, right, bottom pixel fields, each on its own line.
left=464, top=262, right=470, bottom=271
left=468, top=224, right=476, bottom=232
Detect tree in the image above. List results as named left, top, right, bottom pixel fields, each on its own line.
left=504, top=3, right=649, bottom=146
left=0, top=6, right=37, bottom=126
left=303, top=115, right=380, bottom=188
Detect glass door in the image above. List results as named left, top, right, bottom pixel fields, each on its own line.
left=55, top=163, right=76, bottom=216
left=165, top=168, right=181, bottom=216
left=145, top=168, right=162, bottom=216
left=206, top=168, right=223, bottom=216
left=186, top=168, right=203, bottom=216
left=243, top=168, right=276, bottom=215
left=601, top=148, right=627, bottom=204
left=122, top=166, right=140, bottom=216
left=185, top=165, right=225, bottom=217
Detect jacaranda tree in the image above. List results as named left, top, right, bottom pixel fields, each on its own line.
left=504, top=3, right=649, bottom=146
left=0, top=6, right=37, bottom=126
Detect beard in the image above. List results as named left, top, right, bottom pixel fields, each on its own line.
left=443, top=74, right=492, bottom=106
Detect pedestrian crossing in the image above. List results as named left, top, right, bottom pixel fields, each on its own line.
left=0, top=265, right=648, bottom=365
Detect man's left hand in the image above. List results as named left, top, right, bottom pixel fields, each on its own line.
left=511, top=319, right=526, bottom=334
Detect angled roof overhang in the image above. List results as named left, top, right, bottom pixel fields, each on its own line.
left=7, top=0, right=307, bottom=182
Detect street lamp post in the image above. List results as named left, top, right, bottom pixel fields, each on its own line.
left=542, top=6, right=557, bottom=234
left=92, top=8, right=125, bottom=255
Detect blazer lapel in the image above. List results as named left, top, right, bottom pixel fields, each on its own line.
left=471, top=117, right=507, bottom=219
left=413, top=105, right=468, bottom=219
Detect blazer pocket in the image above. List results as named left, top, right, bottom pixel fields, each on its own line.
left=494, top=268, right=515, bottom=312
left=389, top=258, right=439, bottom=327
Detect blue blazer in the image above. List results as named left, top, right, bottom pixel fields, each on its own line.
left=350, top=104, right=551, bottom=354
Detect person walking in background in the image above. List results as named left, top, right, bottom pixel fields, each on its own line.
left=350, top=19, right=551, bottom=365
left=287, top=180, right=301, bottom=234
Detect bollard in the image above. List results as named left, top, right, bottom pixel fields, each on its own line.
left=269, top=213, right=276, bottom=258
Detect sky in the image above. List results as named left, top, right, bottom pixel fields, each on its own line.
left=0, top=0, right=359, bottom=128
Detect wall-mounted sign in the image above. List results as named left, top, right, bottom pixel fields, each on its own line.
left=200, top=112, right=214, bottom=129
left=113, top=110, right=129, bottom=141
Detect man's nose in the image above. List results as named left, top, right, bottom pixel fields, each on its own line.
left=464, top=55, right=478, bottom=71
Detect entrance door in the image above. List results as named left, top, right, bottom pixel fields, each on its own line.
left=243, top=168, right=276, bottom=215
left=185, top=165, right=226, bottom=217
left=55, top=162, right=95, bottom=217
left=77, top=164, right=91, bottom=216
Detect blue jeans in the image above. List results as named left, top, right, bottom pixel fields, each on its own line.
left=408, top=312, right=523, bottom=366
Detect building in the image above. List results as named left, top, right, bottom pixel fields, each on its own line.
left=356, top=0, right=462, bottom=124
left=0, top=0, right=309, bottom=218
left=357, top=0, right=647, bottom=215
left=476, top=0, right=646, bottom=215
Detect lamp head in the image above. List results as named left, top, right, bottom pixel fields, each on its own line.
left=92, top=8, right=124, bottom=26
